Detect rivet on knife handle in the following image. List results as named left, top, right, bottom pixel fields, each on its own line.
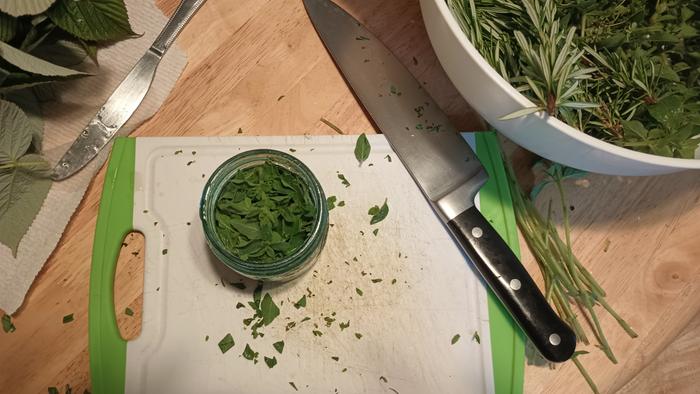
left=447, top=206, right=577, bottom=362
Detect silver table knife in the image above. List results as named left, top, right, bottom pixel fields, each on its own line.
left=51, top=0, right=207, bottom=181
left=303, top=0, right=576, bottom=362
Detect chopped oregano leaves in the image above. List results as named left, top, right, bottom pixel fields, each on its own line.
left=368, top=199, right=389, bottom=224
left=300, top=317, right=311, bottom=323
left=124, top=308, right=134, bottom=316
left=264, top=356, right=277, bottom=368
left=289, top=382, right=298, bottom=391
left=2, top=314, right=15, bottom=333
left=286, top=322, right=296, bottom=331
left=338, top=201, right=345, bottom=207
left=380, top=376, right=388, bottom=383
left=161, top=249, right=168, bottom=255
left=339, top=321, right=350, bottom=331
left=384, top=154, right=392, bottom=162
left=354, top=133, right=371, bottom=165
left=451, top=334, right=461, bottom=345
left=273, top=340, right=285, bottom=354
left=294, top=295, right=307, bottom=309
left=260, top=293, right=280, bottom=325
left=371, top=278, right=383, bottom=283
left=218, top=333, right=235, bottom=354
left=472, top=331, right=481, bottom=344
left=205, top=335, right=209, bottom=342
left=312, top=330, right=323, bottom=337
left=337, top=173, right=350, bottom=187
left=373, top=228, right=379, bottom=236
left=331, top=356, right=339, bottom=361
left=391, top=279, right=397, bottom=285
left=242, top=344, right=258, bottom=361
left=213, top=162, right=317, bottom=263
left=355, top=333, right=363, bottom=339
left=62, top=314, right=74, bottom=324
left=355, top=288, right=363, bottom=296
left=342, top=368, right=348, bottom=372
left=236, top=302, right=246, bottom=309
left=327, top=196, right=337, bottom=211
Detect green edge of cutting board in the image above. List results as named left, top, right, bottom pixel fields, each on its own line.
left=89, top=134, right=524, bottom=394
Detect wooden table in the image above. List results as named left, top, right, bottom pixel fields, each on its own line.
left=2, top=0, right=699, bottom=392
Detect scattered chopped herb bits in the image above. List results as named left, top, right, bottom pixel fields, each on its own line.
left=451, top=334, right=461, bottom=345
left=342, top=368, right=348, bottom=373
left=187, top=161, right=195, bottom=166
left=368, top=199, right=389, bottom=224
left=236, top=302, right=246, bottom=309
left=161, top=249, right=168, bottom=255
left=286, top=322, right=296, bottom=331
left=278, top=95, right=285, bottom=101
left=294, top=295, right=307, bottom=309
left=384, top=155, right=392, bottom=162
left=371, top=278, right=383, bottom=283
left=218, top=333, right=235, bottom=354
left=391, top=279, right=397, bottom=285
left=264, top=356, right=277, bottom=368
left=337, top=173, right=350, bottom=187
left=331, top=356, right=339, bottom=361
left=205, top=335, right=209, bottom=342
left=355, top=333, right=363, bottom=339
left=472, top=331, right=481, bottom=344
left=260, top=294, right=280, bottom=324
left=312, top=330, right=323, bottom=337
left=237, top=128, right=243, bottom=134
left=355, top=288, right=363, bottom=296
left=354, top=133, right=371, bottom=165
left=289, top=382, right=299, bottom=391
left=339, top=321, right=350, bottom=331
left=338, top=201, right=345, bottom=207
left=300, top=317, right=311, bottom=323
left=273, top=341, right=285, bottom=354
left=373, top=228, right=379, bottom=236
left=389, top=388, right=400, bottom=394
left=174, top=150, right=183, bottom=155
left=62, top=314, right=74, bottom=324
left=125, top=308, right=134, bottom=316
left=380, top=376, right=388, bottom=383
left=289, top=148, right=297, bottom=152
left=213, top=162, right=317, bottom=263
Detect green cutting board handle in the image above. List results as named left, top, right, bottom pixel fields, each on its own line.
left=89, top=137, right=135, bottom=394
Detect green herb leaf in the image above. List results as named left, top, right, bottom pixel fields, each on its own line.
left=312, top=330, right=323, bottom=337
left=289, top=382, right=298, bottom=391
left=339, top=321, right=350, bottom=330
left=218, top=333, right=235, bottom=354
left=62, top=313, right=74, bottom=324
left=124, top=307, right=133, bottom=316
left=273, top=340, right=284, bottom=354
left=472, top=331, right=480, bottom=344
left=260, top=293, right=280, bottom=326
left=354, top=333, right=362, bottom=339
left=372, top=228, right=379, bottom=236
left=47, top=0, right=137, bottom=42
left=0, top=0, right=56, bottom=17
left=451, top=334, right=460, bottom=345
left=337, top=173, right=350, bottom=187
left=368, top=199, right=389, bottom=225
left=355, top=288, right=363, bottom=296
left=236, top=302, right=245, bottom=309
left=384, top=155, right=392, bottom=162
left=294, top=295, right=306, bottom=309
left=354, top=133, right=371, bottom=165
left=331, top=356, right=339, bottom=361
left=2, top=313, right=15, bottom=333
left=0, top=11, right=18, bottom=42
left=327, top=196, right=337, bottom=211
left=242, top=343, right=258, bottom=361
left=161, top=249, right=168, bottom=255
left=371, top=278, right=382, bottom=283
left=380, top=376, right=388, bottom=383
left=0, top=41, right=86, bottom=78
left=264, top=356, right=277, bottom=368
left=337, top=200, right=345, bottom=207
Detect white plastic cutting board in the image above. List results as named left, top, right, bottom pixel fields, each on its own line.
left=127, top=134, right=495, bottom=393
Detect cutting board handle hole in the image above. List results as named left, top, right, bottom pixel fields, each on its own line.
left=114, top=231, right=145, bottom=341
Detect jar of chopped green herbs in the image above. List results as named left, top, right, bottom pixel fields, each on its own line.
left=200, top=150, right=329, bottom=281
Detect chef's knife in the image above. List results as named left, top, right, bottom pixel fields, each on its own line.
left=51, top=0, right=207, bottom=181
left=303, top=0, right=576, bottom=362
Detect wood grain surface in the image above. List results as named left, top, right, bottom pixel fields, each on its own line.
left=1, top=0, right=699, bottom=393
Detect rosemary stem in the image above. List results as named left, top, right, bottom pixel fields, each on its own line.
left=572, top=355, right=600, bottom=394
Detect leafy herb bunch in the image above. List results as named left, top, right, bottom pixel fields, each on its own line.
left=0, top=0, right=136, bottom=255
left=448, top=0, right=700, bottom=158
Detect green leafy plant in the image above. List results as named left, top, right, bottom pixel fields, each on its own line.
left=0, top=0, right=135, bottom=256
left=213, top=161, right=318, bottom=263
left=448, top=0, right=700, bottom=158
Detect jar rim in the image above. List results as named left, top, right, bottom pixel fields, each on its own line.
left=200, top=149, right=328, bottom=280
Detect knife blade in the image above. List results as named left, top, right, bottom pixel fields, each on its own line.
left=51, top=0, right=207, bottom=181
left=304, top=0, right=576, bottom=362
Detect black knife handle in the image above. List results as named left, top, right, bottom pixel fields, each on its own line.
left=447, top=206, right=576, bottom=362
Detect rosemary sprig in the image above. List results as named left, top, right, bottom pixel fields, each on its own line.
left=498, top=143, right=637, bottom=392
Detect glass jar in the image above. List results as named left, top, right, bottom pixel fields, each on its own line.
left=200, top=149, right=329, bottom=281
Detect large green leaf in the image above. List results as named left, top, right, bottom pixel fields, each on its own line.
left=4, top=90, right=44, bottom=152
left=0, top=99, right=32, bottom=163
left=47, top=0, right=137, bottom=42
left=0, top=0, right=56, bottom=17
left=33, top=39, right=89, bottom=67
left=0, top=40, right=86, bottom=77
left=0, top=154, right=52, bottom=256
left=0, top=11, right=17, bottom=42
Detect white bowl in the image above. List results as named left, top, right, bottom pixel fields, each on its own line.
left=420, top=0, right=700, bottom=176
